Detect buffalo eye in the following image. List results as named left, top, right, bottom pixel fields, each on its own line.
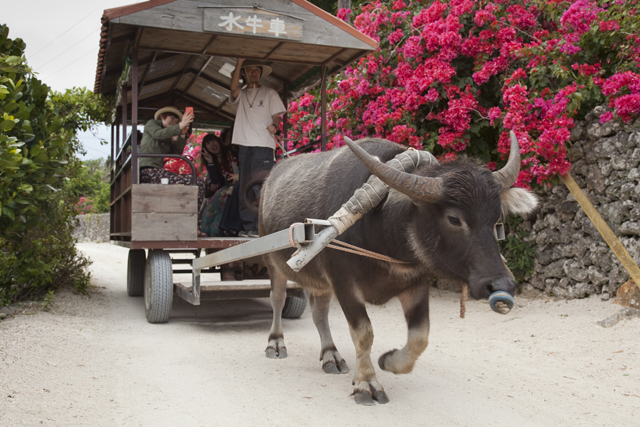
left=447, top=215, right=462, bottom=227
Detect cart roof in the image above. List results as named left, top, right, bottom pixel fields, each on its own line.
left=94, top=0, right=377, bottom=127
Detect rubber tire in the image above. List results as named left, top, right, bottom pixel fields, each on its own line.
left=127, top=249, right=146, bottom=297
left=282, top=293, right=307, bottom=319
left=144, top=249, right=173, bottom=323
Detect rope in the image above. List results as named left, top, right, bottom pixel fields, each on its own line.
left=460, top=285, right=468, bottom=319
left=328, top=207, right=362, bottom=235
left=287, top=223, right=408, bottom=264
left=288, top=222, right=304, bottom=248
left=327, top=240, right=409, bottom=264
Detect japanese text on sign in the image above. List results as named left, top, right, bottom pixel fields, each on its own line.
left=204, top=9, right=303, bottom=40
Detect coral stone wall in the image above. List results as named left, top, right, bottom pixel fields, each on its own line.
left=72, top=213, right=110, bottom=243
left=521, top=108, right=640, bottom=299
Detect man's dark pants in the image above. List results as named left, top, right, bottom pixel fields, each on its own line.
left=237, top=145, right=275, bottom=232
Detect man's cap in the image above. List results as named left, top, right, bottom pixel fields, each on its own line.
left=154, top=106, right=183, bottom=120
left=241, top=60, right=272, bottom=77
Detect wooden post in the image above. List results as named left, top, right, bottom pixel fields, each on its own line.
left=561, top=173, right=640, bottom=291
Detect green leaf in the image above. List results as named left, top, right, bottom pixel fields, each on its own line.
left=2, top=206, right=15, bottom=220
left=1, top=119, right=16, bottom=131
left=35, top=152, right=49, bottom=163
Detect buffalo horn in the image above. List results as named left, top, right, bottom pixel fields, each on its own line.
left=493, top=131, right=521, bottom=191
left=343, top=136, right=443, bottom=203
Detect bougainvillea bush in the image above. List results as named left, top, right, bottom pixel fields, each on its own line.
left=286, top=0, right=640, bottom=188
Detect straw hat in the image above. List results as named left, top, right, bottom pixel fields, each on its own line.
left=154, top=106, right=183, bottom=121
left=241, top=60, right=272, bottom=77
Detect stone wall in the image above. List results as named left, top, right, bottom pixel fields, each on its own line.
left=72, top=213, right=110, bottom=243
left=520, top=107, right=640, bottom=299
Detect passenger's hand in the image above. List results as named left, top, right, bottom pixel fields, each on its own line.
left=231, top=173, right=239, bottom=184
left=179, top=111, right=194, bottom=131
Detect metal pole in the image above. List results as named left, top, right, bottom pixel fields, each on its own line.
left=321, top=65, right=327, bottom=152
left=121, top=85, right=127, bottom=160
left=338, top=0, right=352, bottom=24
left=115, top=121, right=120, bottom=157
left=131, top=47, right=139, bottom=185
left=110, top=124, right=115, bottom=175
left=282, top=82, right=289, bottom=155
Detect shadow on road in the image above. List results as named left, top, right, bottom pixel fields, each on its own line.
left=168, top=296, right=277, bottom=332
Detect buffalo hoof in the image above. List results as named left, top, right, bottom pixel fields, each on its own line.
left=354, top=390, right=375, bottom=406
left=378, top=349, right=414, bottom=374
left=265, top=345, right=287, bottom=359
left=322, top=359, right=349, bottom=374
left=378, top=349, right=395, bottom=370
left=353, top=386, right=390, bottom=405
left=371, top=387, right=390, bottom=404
left=320, top=349, right=349, bottom=374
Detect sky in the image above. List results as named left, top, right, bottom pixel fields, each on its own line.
left=3, top=0, right=144, bottom=160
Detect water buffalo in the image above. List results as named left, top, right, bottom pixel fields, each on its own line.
left=259, top=134, right=537, bottom=405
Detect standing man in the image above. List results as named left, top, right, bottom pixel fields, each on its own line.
left=229, top=58, right=286, bottom=238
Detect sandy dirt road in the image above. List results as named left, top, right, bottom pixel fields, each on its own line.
left=1, top=242, right=639, bottom=426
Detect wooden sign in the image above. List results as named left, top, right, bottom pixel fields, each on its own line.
left=204, top=8, right=303, bottom=40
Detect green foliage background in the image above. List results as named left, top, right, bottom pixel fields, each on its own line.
left=73, top=158, right=111, bottom=214
left=0, top=25, right=112, bottom=306
left=499, top=217, right=537, bottom=285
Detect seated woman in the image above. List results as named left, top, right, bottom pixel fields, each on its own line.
left=199, top=133, right=240, bottom=237
left=139, top=106, right=206, bottom=207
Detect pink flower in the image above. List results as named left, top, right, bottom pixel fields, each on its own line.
left=599, top=111, right=614, bottom=123
left=388, top=28, right=404, bottom=44
left=599, top=20, right=620, bottom=31
left=337, top=8, right=352, bottom=23
left=488, top=107, right=502, bottom=125
left=291, top=0, right=640, bottom=188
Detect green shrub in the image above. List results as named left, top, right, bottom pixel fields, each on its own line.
left=0, top=24, right=110, bottom=305
left=499, top=216, right=537, bottom=285
left=0, top=196, right=92, bottom=305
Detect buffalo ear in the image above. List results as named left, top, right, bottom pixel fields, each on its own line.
left=500, top=187, right=538, bottom=218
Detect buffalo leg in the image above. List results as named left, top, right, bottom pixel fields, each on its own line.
left=309, top=291, right=349, bottom=374
left=378, top=285, right=430, bottom=374
left=265, top=269, right=288, bottom=359
left=337, top=295, right=389, bottom=405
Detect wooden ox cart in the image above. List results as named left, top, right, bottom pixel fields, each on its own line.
left=94, top=0, right=377, bottom=322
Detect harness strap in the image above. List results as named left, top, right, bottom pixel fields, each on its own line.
left=287, top=223, right=408, bottom=264
left=326, top=240, right=409, bottom=264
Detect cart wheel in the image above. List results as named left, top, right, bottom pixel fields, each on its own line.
left=144, top=249, right=173, bottom=323
left=127, top=249, right=146, bottom=297
left=282, top=294, right=307, bottom=319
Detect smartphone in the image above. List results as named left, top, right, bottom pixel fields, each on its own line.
left=185, top=106, right=194, bottom=118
